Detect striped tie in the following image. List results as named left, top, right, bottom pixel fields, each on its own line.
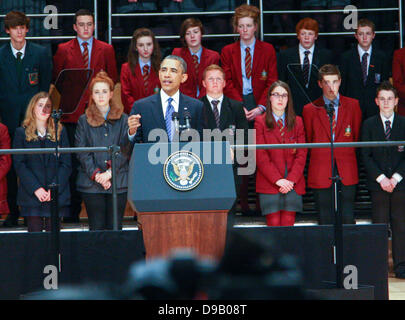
left=277, top=118, right=285, bottom=137
left=211, top=100, right=220, bottom=128
left=245, top=47, right=252, bottom=79
left=385, top=120, right=391, bottom=141
left=330, top=105, right=337, bottom=138
left=192, top=54, right=199, bottom=75
left=82, top=42, right=89, bottom=68
left=361, top=52, right=369, bottom=85
left=165, top=97, right=174, bottom=141
left=143, top=64, right=149, bottom=94
left=303, top=50, right=310, bottom=86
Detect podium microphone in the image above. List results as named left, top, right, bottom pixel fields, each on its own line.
left=184, top=111, right=192, bottom=130
left=172, top=112, right=180, bottom=133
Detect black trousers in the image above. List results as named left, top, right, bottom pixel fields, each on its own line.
left=313, top=184, right=356, bottom=225
left=6, top=167, right=19, bottom=219
left=370, top=190, right=405, bottom=273
left=82, top=192, right=127, bottom=231
left=64, top=123, right=82, bottom=219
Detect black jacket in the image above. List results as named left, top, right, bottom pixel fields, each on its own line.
left=75, top=100, right=131, bottom=194
left=13, top=126, right=71, bottom=208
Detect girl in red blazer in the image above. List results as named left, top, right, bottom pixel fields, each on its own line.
left=255, top=81, right=307, bottom=226
left=172, top=18, right=220, bottom=99
left=120, top=28, right=161, bottom=114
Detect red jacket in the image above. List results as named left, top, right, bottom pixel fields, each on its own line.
left=53, top=38, right=118, bottom=123
left=221, top=40, right=278, bottom=107
left=0, top=123, right=11, bottom=215
left=392, top=48, right=405, bottom=115
left=120, top=62, right=160, bottom=114
left=302, top=95, right=362, bottom=188
left=255, top=114, right=307, bottom=195
left=172, top=47, right=220, bottom=99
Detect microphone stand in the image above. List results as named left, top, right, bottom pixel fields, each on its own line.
left=326, top=103, right=344, bottom=288
left=49, top=109, right=63, bottom=273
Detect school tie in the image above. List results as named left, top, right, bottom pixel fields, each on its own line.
left=329, top=104, right=337, bottom=139
left=277, top=118, right=285, bottom=137
left=245, top=47, right=252, bottom=79
left=385, top=120, right=391, bottom=141
left=361, top=52, right=369, bottom=85
left=16, top=51, right=23, bottom=80
left=211, top=100, right=220, bottom=128
left=143, top=64, right=149, bottom=94
left=82, top=42, right=89, bottom=68
left=192, top=54, right=199, bottom=75
left=165, top=97, right=174, bottom=141
left=303, top=50, right=310, bottom=86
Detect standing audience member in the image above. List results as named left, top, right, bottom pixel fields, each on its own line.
left=75, top=72, right=130, bottom=231
left=340, top=18, right=390, bottom=120
left=0, top=11, right=52, bottom=227
left=172, top=18, right=220, bottom=99
left=255, top=81, right=307, bottom=227
left=221, top=4, right=278, bottom=216
left=361, top=81, right=405, bottom=279
left=277, top=17, right=332, bottom=116
left=392, top=45, right=405, bottom=116
left=13, top=92, right=71, bottom=232
left=53, top=9, right=118, bottom=223
left=120, top=28, right=161, bottom=114
left=302, top=64, right=362, bottom=225
left=0, top=121, right=12, bottom=218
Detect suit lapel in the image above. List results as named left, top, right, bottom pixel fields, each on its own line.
left=3, top=44, right=19, bottom=86
left=352, top=48, right=364, bottom=85
left=314, top=97, right=332, bottom=140
left=151, top=94, right=166, bottom=130
left=367, top=50, right=377, bottom=86
left=219, top=97, right=231, bottom=130
left=201, top=96, right=217, bottom=129
left=234, top=42, right=243, bottom=91
left=90, top=39, right=100, bottom=70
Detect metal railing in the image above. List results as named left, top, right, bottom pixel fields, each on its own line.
left=108, top=0, right=403, bottom=48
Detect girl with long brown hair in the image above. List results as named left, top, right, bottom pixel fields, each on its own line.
left=13, top=92, right=71, bottom=232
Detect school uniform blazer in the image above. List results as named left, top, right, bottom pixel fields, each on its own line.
left=172, top=46, right=220, bottom=99
left=361, top=113, right=405, bottom=192
left=277, top=45, right=333, bottom=116
left=340, top=47, right=390, bottom=119
left=0, top=41, right=52, bottom=138
left=130, top=92, right=204, bottom=143
left=302, top=95, right=362, bottom=188
left=220, top=40, right=278, bottom=108
left=12, top=127, right=71, bottom=208
left=255, top=114, right=307, bottom=195
left=392, top=48, right=405, bottom=113
left=53, top=38, right=118, bottom=123
left=120, top=62, right=160, bottom=114
left=0, top=123, right=11, bottom=214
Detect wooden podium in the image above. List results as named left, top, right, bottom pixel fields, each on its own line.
left=128, top=142, right=236, bottom=261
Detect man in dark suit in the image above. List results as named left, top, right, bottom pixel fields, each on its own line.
left=128, top=55, right=204, bottom=143
left=0, top=11, right=52, bottom=227
left=277, top=17, right=333, bottom=116
left=361, top=81, right=405, bottom=279
left=200, top=64, right=249, bottom=226
left=302, top=64, right=362, bottom=225
left=340, top=18, right=390, bottom=120
left=53, top=9, right=118, bottom=223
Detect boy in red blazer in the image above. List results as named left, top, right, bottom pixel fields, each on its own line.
left=53, top=9, right=118, bottom=222
left=302, top=64, right=362, bottom=225
left=221, top=4, right=278, bottom=216
left=172, top=18, right=220, bottom=99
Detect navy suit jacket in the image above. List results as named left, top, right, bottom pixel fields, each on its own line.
left=129, top=92, right=204, bottom=143
left=0, top=41, right=52, bottom=138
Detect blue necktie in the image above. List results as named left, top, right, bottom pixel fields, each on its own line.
left=165, top=97, right=174, bottom=141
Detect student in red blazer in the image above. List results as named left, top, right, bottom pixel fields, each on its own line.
left=0, top=122, right=11, bottom=217
left=392, top=47, right=405, bottom=116
left=302, top=64, right=362, bottom=225
left=172, top=18, right=220, bottom=99
left=221, top=4, right=278, bottom=216
left=52, top=9, right=118, bottom=223
left=121, top=28, right=161, bottom=114
left=256, top=81, right=307, bottom=226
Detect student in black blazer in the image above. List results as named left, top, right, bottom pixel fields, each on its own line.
left=340, top=18, right=390, bottom=120
left=0, top=11, right=52, bottom=227
left=361, top=81, right=405, bottom=279
left=13, top=92, right=71, bottom=232
left=200, top=64, right=249, bottom=225
left=277, top=17, right=332, bottom=116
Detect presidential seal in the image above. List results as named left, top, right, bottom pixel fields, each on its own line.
left=163, top=151, right=204, bottom=191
